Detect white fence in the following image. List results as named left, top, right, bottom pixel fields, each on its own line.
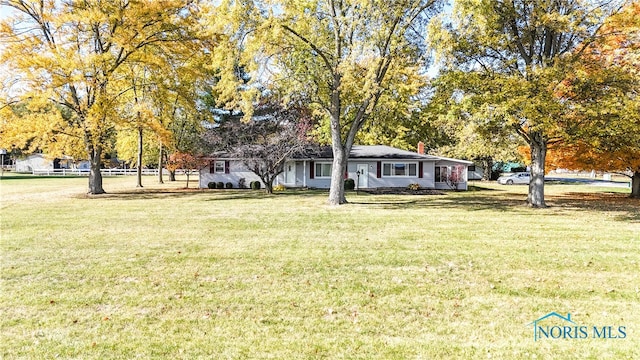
left=30, top=168, right=196, bottom=176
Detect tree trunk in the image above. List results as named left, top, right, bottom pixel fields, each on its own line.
left=185, top=172, right=190, bottom=189
left=264, top=176, right=274, bottom=194
left=482, top=157, right=493, bottom=181
left=631, top=171, right=640, bottom=199
left=527, top=132, right=547, bottom=208
left=169, top=170, right=176, bottom=181
left=136, top=127, right=143, bottom=188
left=328, top=145, right=347, bottom=205
left=88, top=144, right=105, bottom=194
left=158, top=143, right=164, bottom=184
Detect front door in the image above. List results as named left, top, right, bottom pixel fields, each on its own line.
left=284, top=161, right=296, bottom=185
left=357, top=164, right=369, bottom=188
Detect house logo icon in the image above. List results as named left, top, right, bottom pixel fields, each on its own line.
left=528, top=312, right=575, bottom=341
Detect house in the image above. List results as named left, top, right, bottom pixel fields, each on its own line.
left=15, top=154, right=57, bottom=172
left=467, top=163, right=483, bottom=180
left=199, top=144, right=473, bottom=191
left=15, top=153, right=90, bottom=173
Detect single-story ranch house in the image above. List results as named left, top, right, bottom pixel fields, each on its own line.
left=199, top=144, right=473, bottom=191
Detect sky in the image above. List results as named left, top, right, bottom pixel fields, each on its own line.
left=0, top=4, right=13, bottom=78
left=0, top=4, right=14, bottom=20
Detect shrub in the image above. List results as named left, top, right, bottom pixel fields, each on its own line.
left=238, top=178, right=247, bottom=189
left=250, top=181, right=261, bottom=190
left=273, top=184, right=286, bottom=192
left=216, top=182, right=225, bottom=189
left=225, top=182, right=233, bottom=189
left=344, top=178, right=355, bottom=190
left=408, top=183, right=420, bottom=191
left=207, top=182, right=216, bottom=189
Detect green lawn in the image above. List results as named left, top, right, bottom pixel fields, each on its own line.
left=1, top=176, right=639, bottom=359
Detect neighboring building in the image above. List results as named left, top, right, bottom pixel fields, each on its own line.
left=199, top=144, right=472, bottom=191
left=15, top=154, right=55, bottom=172
left=467, top=163, right=483, bottom=181
left=467, top=161, right=529, bottom=181
left=15, top=154, right=89, bottom=173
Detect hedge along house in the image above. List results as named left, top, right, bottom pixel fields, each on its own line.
left=199, top=144, right=473, bottom=191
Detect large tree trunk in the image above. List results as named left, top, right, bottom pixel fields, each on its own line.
left=136, top=127, right=143, bottom=188
left=88, top=144, right=105, bottom=195
left=328, top=80, right=347, bottom=205
left=328, top=145, right=347, bottom=205
left=482, top=157, right=493, bottom=181
left=527, top=132, right=547, bottom=208
left=631, top=170, right=640, bottom=199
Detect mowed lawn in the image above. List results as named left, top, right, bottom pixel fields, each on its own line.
left=1, top=175, right=639, bottom=359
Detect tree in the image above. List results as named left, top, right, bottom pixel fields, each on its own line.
left=205, top=101, right=315, bottom=194
left=524, top=143, right=640, bottom=198
left=207, top=0, right=444, bottom=205
left=429, top=0, right=626, bottom=207
left=0, top=101, right=87, bottom=161
left=541, top=2, right=640, bottom=198
left=166, top=152, right=206, bottom=189
left=429, top=73, right=523, bottom=180
left=0, top=0, right=198, bottom=194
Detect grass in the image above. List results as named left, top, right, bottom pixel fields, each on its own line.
left=1, top=176, right=639, bottom=359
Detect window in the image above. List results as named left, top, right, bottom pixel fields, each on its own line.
left=382, top=162, right=417, bottom=177
left=214, top=161, right=225, bottom=173
left=315, top=162, right=332, bottom=178
left=436, top=165, right=465, bottom=183
left=435, top=166, right=447, bottom=182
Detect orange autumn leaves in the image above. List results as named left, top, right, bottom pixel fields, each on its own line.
left=543, top=3, right=640, bottom=174
left=519, top=144, right=640, bottom=173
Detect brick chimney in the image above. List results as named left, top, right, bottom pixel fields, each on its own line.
left=417, top=141, right=425, bottom=155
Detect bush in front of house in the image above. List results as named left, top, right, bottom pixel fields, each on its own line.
left=238, top=178, right=246, bottom=189
left=273, top=184, right=285, bottom=192
left=207, top=182, right=216, bottom=189
left=408, top=183, right=420, bottom=190
left=225, top=182, right=233, bottom=189
left=250, top=181, right=261, bottom=190
left=216, top=182, right=225, bottom=189
left=344, top=178, right=355, bottom=190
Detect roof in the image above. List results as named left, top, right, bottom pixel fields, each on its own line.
left=207, top=145, right=472, bottom=164
left=527, top=312, right=574, bottom=326
left=349, top=145, right=440, bottom=160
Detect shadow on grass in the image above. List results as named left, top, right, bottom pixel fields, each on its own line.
left=78, top=188, right=330, bottom=201
left=349, top=188, right=639, bottom=221
left=74, top=188, right=208, bottom=200
left=74, top=185, right=639, bottom=222
left=548, top=192, right=640, bottom=222
left=349, top=192, right=526, bottom=212
left=0, top=175, right=89, bottom=180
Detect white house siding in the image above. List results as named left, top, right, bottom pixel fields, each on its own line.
left=199, top=161, right=263, bottom=189
left=364, top=161, right=436, bottom=189
left=199, top=152, right=469, bottom=191
left=274, top=160, right=440, bottom=189
left=468, top=164, right=484, bottom=180
left=15, top=154, right=52, bottom=172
